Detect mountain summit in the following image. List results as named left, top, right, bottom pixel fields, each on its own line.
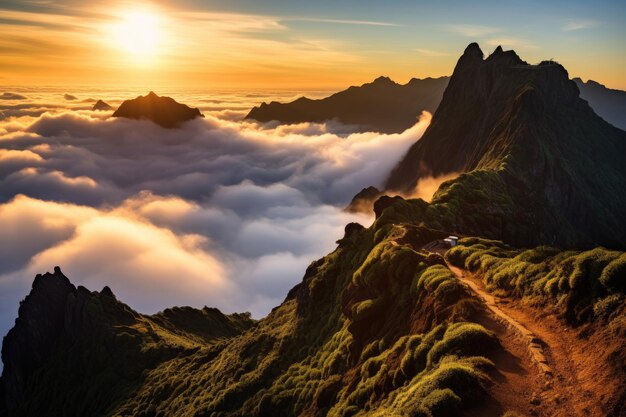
left=113, top=92, right=203, bottom=128
left=385, top=43, right=626, bottom=248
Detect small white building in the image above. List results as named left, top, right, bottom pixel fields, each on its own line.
left=445, top=236, right=459, bottom=247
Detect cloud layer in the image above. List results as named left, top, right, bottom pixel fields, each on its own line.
left=0, top=90, right=430, bottom=342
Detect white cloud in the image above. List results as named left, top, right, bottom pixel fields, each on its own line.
left=445, top=24, right=501, bottom=37
left=486, top=37, right=536, bottom=50
left=562, top=19, right=596, bottom=32
left=415, top=48, right=450, bottom=57
left=0, top=93, right=431, bottom=343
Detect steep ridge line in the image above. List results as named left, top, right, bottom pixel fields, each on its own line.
left=446, top=264, right=553, bottom=378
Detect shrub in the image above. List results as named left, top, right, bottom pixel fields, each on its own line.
left=600, top=254, right=626, bottom=292
left=427, top=323, right=497, bottom=366
left=593, top=294, right=624, bottom=320
left=421, top=388, right=462, bottom=417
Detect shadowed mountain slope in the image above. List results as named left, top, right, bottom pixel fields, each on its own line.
left=113, top=91, right=203, bottom=128
left=246, top=76, right=449, bottom=133
left=573, top=78, right=626, bottom=130
left=385, top=44, right=626, bottom=248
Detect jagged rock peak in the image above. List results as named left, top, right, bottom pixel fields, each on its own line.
left=92, top=100, right=113, bottom=111
left=372, top=76, right=395, bottom=85
left=112, top=92, right=204, bottom=128
left=462, top=42, right=484, bottom=60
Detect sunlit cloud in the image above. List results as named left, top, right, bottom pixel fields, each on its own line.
left=562, top=19, right=596, bottom=32
left=486, top=37, right=536, bottom=50
left=285, top=17, right=402, bottom=27
left=0, top=3, right=364, bottom=87
left=415, top=48, right=450, bottom=57
left=445, top=24, right=501, bottom=37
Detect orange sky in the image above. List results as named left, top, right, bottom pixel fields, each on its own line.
left=0, top=1, right=624, bottom=90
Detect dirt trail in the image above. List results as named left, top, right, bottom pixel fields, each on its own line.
left=447, top=265, right=552, bottom=377
left=448, top=265, right=606, bottom=417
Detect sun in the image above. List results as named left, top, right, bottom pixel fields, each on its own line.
left=110, top=8, right=164, bottom=63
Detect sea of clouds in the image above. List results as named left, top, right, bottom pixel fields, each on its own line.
left=0, top=87, right=431, bottom=342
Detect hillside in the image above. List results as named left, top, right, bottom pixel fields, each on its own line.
left=385, top=44, right=626, bottom=248
left=246, top=76, right=449, bottom=133
left=2, top=44, right=626, bottom=417
left=573, top=78, right=626, bottom=130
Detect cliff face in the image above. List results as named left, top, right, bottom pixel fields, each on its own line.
left=113, top=92, right=203, bottom=128
left=246, top=76, right=449, bottom=133
left=385, top=44, right=626, bottom=248
left=1, top=267, right=76, bottom=411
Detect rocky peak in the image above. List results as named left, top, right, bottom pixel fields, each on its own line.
left=385, top=43, right=626, bottom=248
left=92, top=99, right=113, bottom=111
left=344, top=186, right=383, bottom=213
left=112, top=92, right=204, bottom=128
left=459, top=42, right=484, bottom=63
left=371, top=76, right=396, bottom=86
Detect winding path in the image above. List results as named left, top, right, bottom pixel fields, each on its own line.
left=447, top=264, right=553, bottom=378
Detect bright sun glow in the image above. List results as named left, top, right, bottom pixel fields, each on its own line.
left=111, top=9, right=164, bottom=62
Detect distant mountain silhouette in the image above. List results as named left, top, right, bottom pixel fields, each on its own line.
left=63, top=94, right=77, bottom=101
left=113, top=92, right=203, bottom=128
left=344, top=186, right=383, bottom=213
left=0, top=93, right=26, bottom=100
left=92, top=100, right=113, bottom=111
left=573, top=78, right=626, bottom=130
left=246, top=76, right=449, bottom=133
left=386, top=44, right=626, bottom=248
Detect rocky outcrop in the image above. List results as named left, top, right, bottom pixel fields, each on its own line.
left=344, top=186, right=383, bottom=213
left=92, top=100, right=113, bottom=111
left=246, top=76, right=449, bottom=133
left=112, top=92, right=203, bottom=128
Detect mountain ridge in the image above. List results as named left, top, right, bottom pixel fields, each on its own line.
left=246, top=76, right=449, bottom=133
left=573, top=77, right=626, bottom=130
left=385, top=43, right=626, bottom=248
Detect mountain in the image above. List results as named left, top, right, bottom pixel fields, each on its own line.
left=92, top=99, right=113, bottom=111
left=246, top=76, right=449, bottom=133
left=2, top=44, right=626, bottom=417
left=573, top=78, right=626, bottom=130
left=385, top=44, right=626, bottom=249
left=113, top=92, right=204, bottom=128
left=344, top=186, right=383, bottom=213
left=0, top=267, right=253, bottom=416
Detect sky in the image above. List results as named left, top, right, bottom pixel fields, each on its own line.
left=0, top=0, right=625, bottom=89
